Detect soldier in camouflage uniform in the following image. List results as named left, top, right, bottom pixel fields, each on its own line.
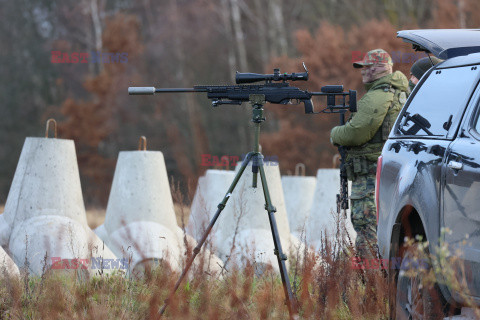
left=330, top=49, right=409, bottom=258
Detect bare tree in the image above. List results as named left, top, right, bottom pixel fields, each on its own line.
left=252, top=0, right=270, bottom=66
left=458, top=0, right=466, bottom=28
left=83, top=0, right=106, bottom=74
left=170, top=0, right=185, bottom=83
left=220, top=0, right=238, bottom=79
left=89, top=0, right=103, bottom=53
left=269, top=0, right=288, bottom=56
left=230, top=0, right=248, bottom=71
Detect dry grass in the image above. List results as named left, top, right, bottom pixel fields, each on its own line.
left=173, top=203, right=191, bottom=228
left=0, top=240, right=390, bottom=320
left=3, top=235, right=480, bottom=319
left=0, top=196, right=390, bottom=319
left=1, top=187, right=479, bottom=319
left=0, top=184, right=391, bottom=319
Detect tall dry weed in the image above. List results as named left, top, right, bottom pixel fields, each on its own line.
left=4, top=203, right=480, bottom=319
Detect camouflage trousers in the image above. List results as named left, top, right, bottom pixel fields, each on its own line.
left=350, top=162, right=378, bottom=258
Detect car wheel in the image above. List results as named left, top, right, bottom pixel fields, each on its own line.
left=395, top=243, right=445, bottom=320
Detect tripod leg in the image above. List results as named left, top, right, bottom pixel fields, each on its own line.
left=159, top=152, right=254, bottom=317
left=258, top=163, right=298, bottom=319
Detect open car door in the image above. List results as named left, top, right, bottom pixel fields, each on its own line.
left=397, top=29, right=480, bottom=59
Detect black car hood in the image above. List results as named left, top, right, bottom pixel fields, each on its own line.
left=397, top=29, right=480, bottom=59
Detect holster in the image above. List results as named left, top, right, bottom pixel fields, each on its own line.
left=346, top=156, right=369, bottom=180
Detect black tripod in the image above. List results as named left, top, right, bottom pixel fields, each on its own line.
left=159, top=94, right=297, bottom=318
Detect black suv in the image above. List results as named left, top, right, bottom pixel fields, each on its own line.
left=376, top=29, right=480, bottom=319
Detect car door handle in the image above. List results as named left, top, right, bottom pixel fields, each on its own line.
left=447, top=160, right=463, bottom=170
left=388, top=142, right=400, bottom=153
left=407, top=142, right=422, bottom=154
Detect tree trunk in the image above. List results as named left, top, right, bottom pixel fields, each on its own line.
left=458, top=0, right=466, bottom=28
left=253, top=0, right=269, bottom=66
left=230, top=0, right=248, bottom=71
left=171, top=0, right=207, bottom=174
left=220, top=0, right=237, bottom=79
left=270, top=0, right=288, bottom=56
left=170, top=0, right=184, bottom=84
left=89, top=0, right=103, bottom=73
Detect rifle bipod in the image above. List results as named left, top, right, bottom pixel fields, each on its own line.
left=158, top=96, right=298, bottom=319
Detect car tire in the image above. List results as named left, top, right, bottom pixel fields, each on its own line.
left=395, top=243, right=445, bottom=320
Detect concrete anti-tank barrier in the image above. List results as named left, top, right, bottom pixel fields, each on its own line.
left=102, top=150, right=182, bottom=272
left=0, top=214, right=20, bottom=278
left=99, top=143, right=224, bottom=277
left=188, top=163, right=309, bottom=272
left=187, top=170, right=236, bottom=249
left=308, top=169, right=356, bottom=250
left=3, top=132, right=117, bottom=276
left=281, top=165, right=317, bottom=241
left=214, top=162, right=293, bottom=272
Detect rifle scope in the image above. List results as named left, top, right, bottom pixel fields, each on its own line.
left=236, top=63, right=309, bottom=84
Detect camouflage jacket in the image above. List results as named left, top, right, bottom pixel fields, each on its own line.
left=330, top=71, right=409, bottom=164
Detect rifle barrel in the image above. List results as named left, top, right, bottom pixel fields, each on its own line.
left=155, top=88, right=203, bottom=93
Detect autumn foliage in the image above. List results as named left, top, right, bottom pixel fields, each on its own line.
left=2, top=0, right=480, bottom=204
left=58, top=14, right=142, bottom=204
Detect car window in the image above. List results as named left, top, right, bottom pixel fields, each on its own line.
left=398, top=65, right=480, bottom=138
left=475, top=105, right=480, bottom=134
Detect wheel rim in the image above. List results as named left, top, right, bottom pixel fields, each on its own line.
left=405, top=274, right=424, bottom=320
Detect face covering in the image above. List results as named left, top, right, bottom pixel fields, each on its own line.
left=361, top=63, right=392, bottom=84
left=409, top=80, right=415, bottom=92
